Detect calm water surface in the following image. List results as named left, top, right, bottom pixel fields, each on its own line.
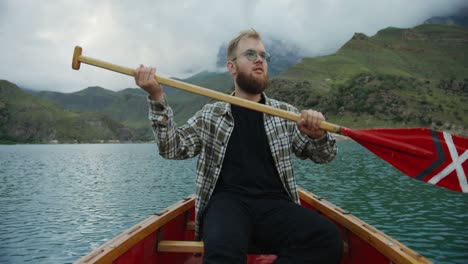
left=0, top=142, right=467, bottom=263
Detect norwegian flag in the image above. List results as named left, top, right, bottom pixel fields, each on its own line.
left=341, top=128, right=468, bottom=193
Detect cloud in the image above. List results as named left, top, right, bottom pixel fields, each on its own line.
left=0, top=0, right=466, bottom=92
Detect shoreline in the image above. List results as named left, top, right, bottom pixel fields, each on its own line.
left=1, top=134, right=350, bottom=145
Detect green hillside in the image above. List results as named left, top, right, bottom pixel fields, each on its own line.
left=279, top=24, right=468, bottom=86
left=34, top=72, right=234, bottom=131
left=38, top=86, right=121, bottom=112
left=0, top=80, right=134, bottom=143
left=35, top=86, right=153, bottom=139
left=269, top=24, right=468, bottom=135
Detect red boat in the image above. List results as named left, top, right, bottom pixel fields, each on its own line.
left=75, top=189, right=431, bottom=264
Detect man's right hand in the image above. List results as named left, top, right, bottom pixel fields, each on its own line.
left=134, top=64, right=164, bottom=101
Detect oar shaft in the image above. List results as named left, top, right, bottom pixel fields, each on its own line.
left=73, top=46, right=342, bottom=133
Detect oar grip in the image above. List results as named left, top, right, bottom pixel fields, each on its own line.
left=72, top=46, right=82, bottom=70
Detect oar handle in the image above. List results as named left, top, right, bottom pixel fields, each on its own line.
left=72, top=46, right=342, bottom=134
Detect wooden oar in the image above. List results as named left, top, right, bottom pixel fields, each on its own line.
left=72, top=46, right=468, bottom=193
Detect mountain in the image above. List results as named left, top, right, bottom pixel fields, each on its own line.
left=3, top=24, right=468, bottom=143
left=277, top=24, right=468, bottom=84
left=268, top=24, right=468, bottom=135
left=0, top=80, right=134, bottom=143
left=37, top=86, right=121, bottom=112
left=34, top=86, right=153, bottom=139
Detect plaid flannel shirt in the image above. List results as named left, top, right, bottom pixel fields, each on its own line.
left=148, top=94, right=337, bottom=239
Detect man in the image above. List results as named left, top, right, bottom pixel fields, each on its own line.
left=135, top=29, right=343, bottom=264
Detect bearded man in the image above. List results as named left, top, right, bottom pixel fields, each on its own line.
left=135, top=29, right=343, bottom=264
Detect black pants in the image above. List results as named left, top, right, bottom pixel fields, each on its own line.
left=202, top=193, right=343, bottom=264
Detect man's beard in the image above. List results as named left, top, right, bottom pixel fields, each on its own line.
left=236, top=68, right=269, bottom=95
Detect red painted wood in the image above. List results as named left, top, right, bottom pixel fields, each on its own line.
left=112, top=198, right=393, bottom=264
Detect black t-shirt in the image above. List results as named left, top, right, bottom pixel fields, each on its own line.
left=213, top=98, right=289, bottom=200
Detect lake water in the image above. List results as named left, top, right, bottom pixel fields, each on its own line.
left=0, top=142, right=467, bottom=263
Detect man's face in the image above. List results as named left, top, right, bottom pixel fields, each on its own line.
left=231, top=38, right=269, bottom=95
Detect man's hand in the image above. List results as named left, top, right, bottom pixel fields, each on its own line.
left=134, top=65, right=163, bottom=101
left=297, top=110, right=326, bottom=138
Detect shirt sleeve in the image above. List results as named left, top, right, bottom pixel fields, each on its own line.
left=148, top=95, right=171, bottom=124
left=288, top=105, right=337, bottom=164
left=147, top=95, right=201, bottom=160
left=294, top=131, right=337, bottom=163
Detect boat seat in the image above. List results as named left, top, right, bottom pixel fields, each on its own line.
left=183, top=221, right=268, bottom=253
left=158, top=240, right=204, bottom=253
left=158, top=240, right=273, bottom=254
left=158, top=240, right=349, bottom=254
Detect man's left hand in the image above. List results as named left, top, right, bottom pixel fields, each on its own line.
left=297, top=110, right=325, bottom=138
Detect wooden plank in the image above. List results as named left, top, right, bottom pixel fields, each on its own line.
left=157, top=240, right=349, bottom=254
left=158, top=240, right=204, bottom=253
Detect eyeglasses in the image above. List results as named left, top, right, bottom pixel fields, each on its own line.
left=231, top=49, right=271, bottom=63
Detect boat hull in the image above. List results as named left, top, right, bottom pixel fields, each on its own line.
left=75, top=189, right=431, bottom=264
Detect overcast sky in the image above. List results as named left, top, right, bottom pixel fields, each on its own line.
left=0, top=0, right=466, bottom=93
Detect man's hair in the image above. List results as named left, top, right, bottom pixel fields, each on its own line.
left=227, top=29, right=262, bottom=61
